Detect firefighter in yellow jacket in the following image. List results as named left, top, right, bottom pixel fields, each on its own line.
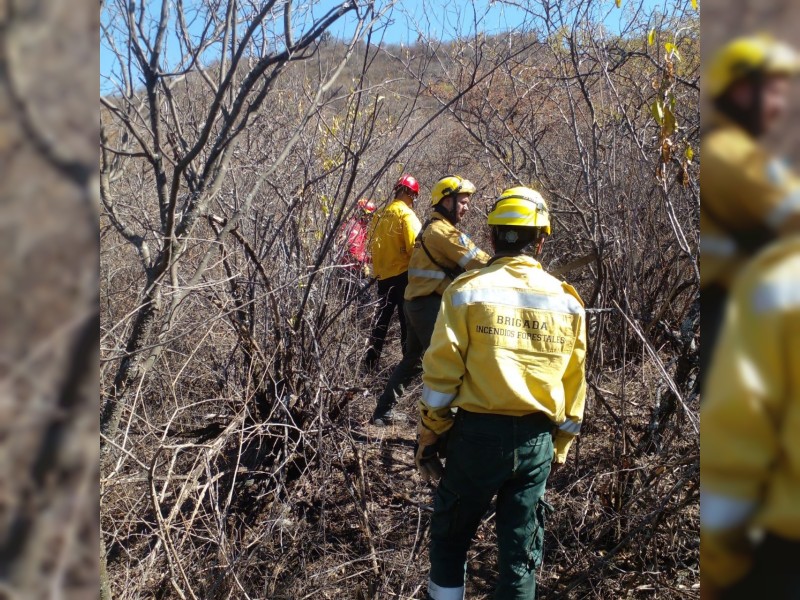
left=417, top=187, right=587, bottom=599
left=701, top=35, right=800, bottom=383
left=371, top=175, right=489, bottom=425
left=701, top=235, right=800, bottom=599
left=362, top=175, right=422, bottom=372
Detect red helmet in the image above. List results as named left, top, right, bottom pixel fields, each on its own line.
left=357, top=198, right=377, bottom=214
left=394, top=174, right=420, bottom=196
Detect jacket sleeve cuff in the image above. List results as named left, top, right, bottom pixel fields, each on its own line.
left=421, top=385, right=456, bottom=409
left=700, top=491, right=757, bottom=531
left=419, top=402, right=455, bottom=435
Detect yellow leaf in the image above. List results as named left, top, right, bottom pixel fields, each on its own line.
left=665, top=42, right=682, bottom=61
left=685, top=145, right=694, bottom=162
left=648, top=29, right=655, bottom=46
left=691, top=0, right=698, bottom=10
left=615, top=0, right=621, bottom=7
left=662, top=106, right=677, bottom=136
left=651, top=100, right=664, bottom=125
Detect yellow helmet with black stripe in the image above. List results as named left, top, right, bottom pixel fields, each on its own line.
left=431, top=175, right=476, bottom=206
left=708, top=35, right=800, bottom=99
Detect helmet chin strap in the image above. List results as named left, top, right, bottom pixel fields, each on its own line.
left=435, top=197, right=458, bottom=224
left=716, top=71, right=766, bottom=137
left=534, top=237, right=545, bottom=257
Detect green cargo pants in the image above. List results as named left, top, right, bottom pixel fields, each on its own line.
left=427, top=409, right=553, bottom=600
left=721, top=535, right=800, bottom=599
left=372, top=293, right=442, bottom=421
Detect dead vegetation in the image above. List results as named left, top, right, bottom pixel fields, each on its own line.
left=101, top=1, right=700, bottom=598
left=0, top=1, right=98, bottom=598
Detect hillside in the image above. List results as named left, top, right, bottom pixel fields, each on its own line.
left=100, top=1, right=700, bottom=598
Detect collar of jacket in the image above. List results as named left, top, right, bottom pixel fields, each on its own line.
left=391, top=198, right=413, bottom=210
left=387, top=198, right=410, bottom=213
left=706, top=109, right=755, bottom=141
left=429, top=212, right=454, bottom=227
left=432, top=206, right=458, bottom=226
left=487, top=253, right=543, bottom=269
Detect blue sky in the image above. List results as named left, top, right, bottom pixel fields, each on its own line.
left=320, top=0, right=677, bottom=45
left=101, top=0, right=691, bottom=94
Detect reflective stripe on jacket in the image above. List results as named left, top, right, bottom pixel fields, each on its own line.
left=368, top=199, right=421, bottom=280
left=701, top=236, right=800, bottom=587
left=701, top=112, right=800, bottom=290
left=405, top=213, right=490, bottom=299
left=419, top=255, right=587, bottom=463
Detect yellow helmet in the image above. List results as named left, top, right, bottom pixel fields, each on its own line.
left=707, top=35, right=800, bottom=98
left=431, top=175, right=476, bottom=206
left=488, top=186, right=551, bottom=235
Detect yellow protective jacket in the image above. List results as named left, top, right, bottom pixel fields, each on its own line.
left=368, top=199, right=421, bottom=280
left=701, top=113, right=800, bottom=290
left=419, top=255, right=587, bottom=463
left=405, top=213, right=490, bottom=299
left=701, top=236, right=800, bottom=588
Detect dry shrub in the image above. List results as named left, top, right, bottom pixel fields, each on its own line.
left=101, top=1, right=699, bottom=598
